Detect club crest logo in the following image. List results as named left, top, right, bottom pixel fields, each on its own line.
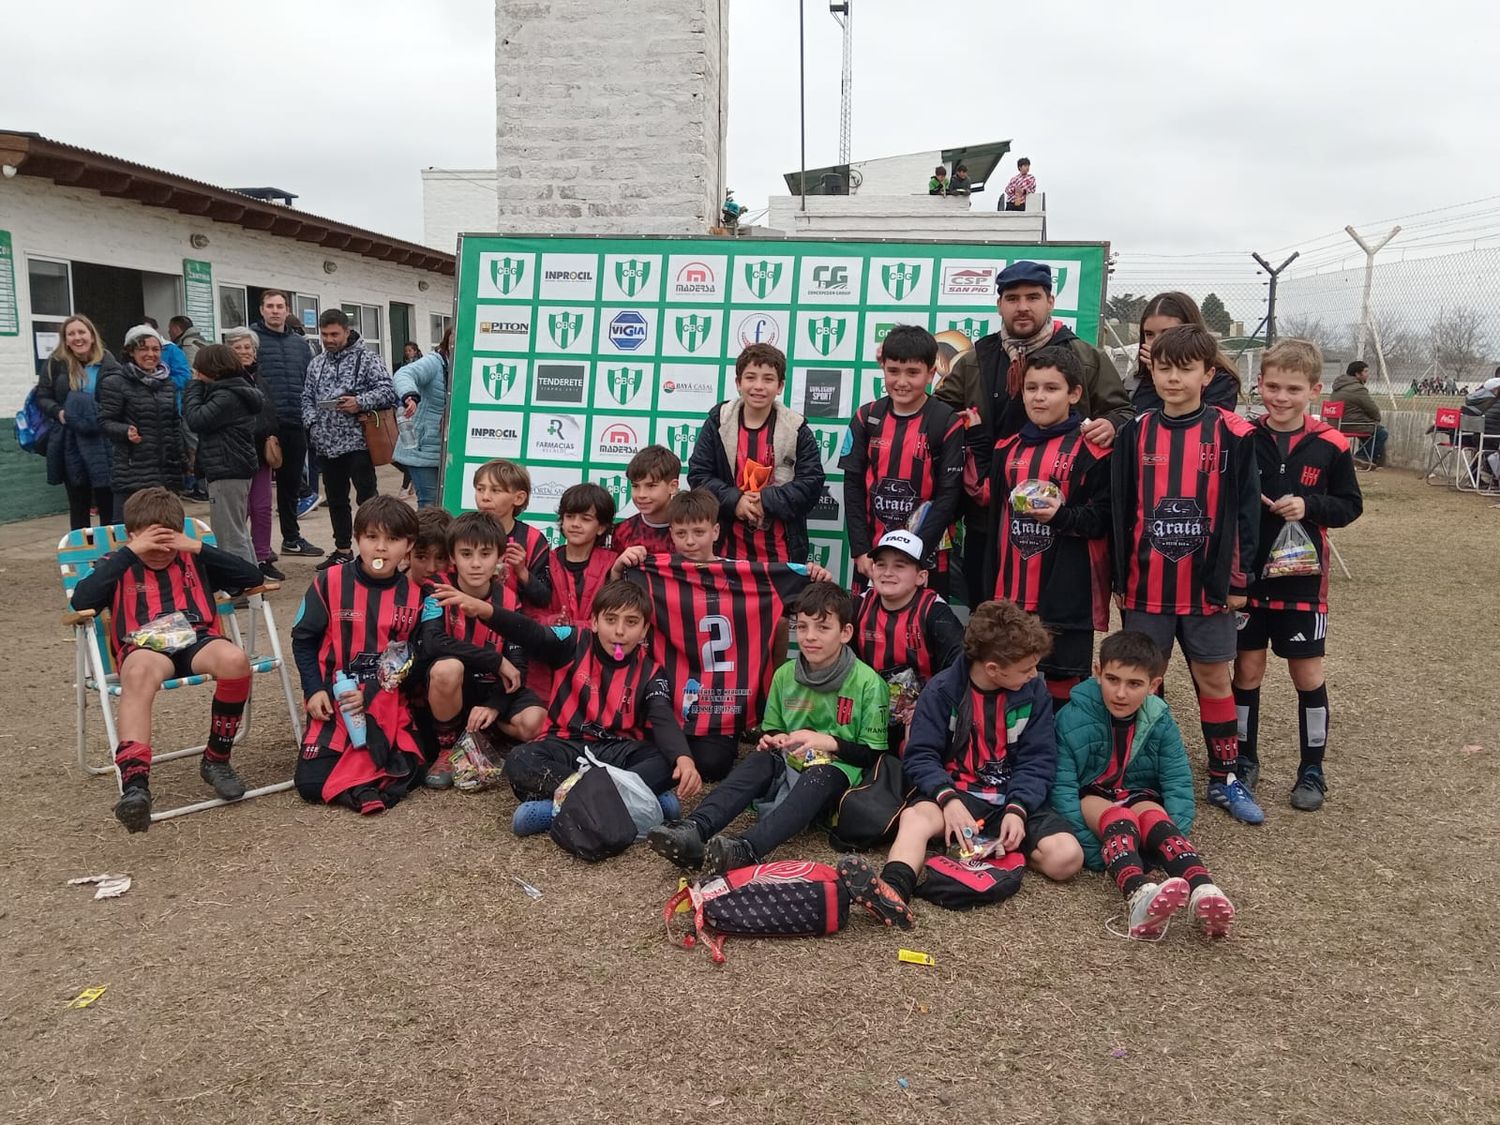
left=948, top=317, right=989, bottom=341
left=615, top=258, right=652, bottom=297
left=541, top=523, right=566, bottom=548
left=675, top=314, right=714, bottom=353
left=606, top=366, right=646, bottom=406
left=489, top=256, right=525, bottom=295
left=808, top=315, right=847, bottom=357
left=881, top=262, right=922, bottom=300
left=597, top=474, right=632, bottom=510
left=814, top=429, right=841, bottom=464
left=744, top=259, right=783, bottom=299
left=481, top=362, right=517, bottom=399
left=665, top=422, right=697, bottom=461
left=808, top=543, right=833, bottom=569
left=547, top=312, right=582, bottom=348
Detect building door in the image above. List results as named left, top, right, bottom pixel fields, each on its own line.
left=389, top=302, right=414, bottom=363
left=72, top=262, right=146, bottom=357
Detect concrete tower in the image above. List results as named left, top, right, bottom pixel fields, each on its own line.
left=494, top=0, right=728, bottom=234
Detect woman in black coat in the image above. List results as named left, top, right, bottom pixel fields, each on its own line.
left=35, top=315, right=120, bottom=529
left=99, top=325, right=185, bottom=521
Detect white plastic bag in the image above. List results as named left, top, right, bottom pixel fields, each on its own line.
left=1263, top=520, right=1320, bottom=579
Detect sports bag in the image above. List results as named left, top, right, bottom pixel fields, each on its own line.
left=665, top=860, right=849, bottom=963
left=549, top=751, right=664, bottom=862
left=827, top=754, right=914, bottom=852
left=914, top=851, right=1024, bottom=911
left=14, top=387, right=51, bottom=455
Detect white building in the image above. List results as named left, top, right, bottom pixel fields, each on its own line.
left=0, top=131, right=456, bottom=523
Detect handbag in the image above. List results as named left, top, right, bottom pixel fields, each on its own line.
left=827, top=753, right=914, bottom=852
left=263, top=434, right=283, bottom=470
left=359, top=408, right=399, bottom=467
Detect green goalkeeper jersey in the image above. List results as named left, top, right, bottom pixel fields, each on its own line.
left=762, top=653, right=890, bottom=783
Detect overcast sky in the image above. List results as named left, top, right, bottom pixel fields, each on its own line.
left=3, top=0, right=1497, bottom=286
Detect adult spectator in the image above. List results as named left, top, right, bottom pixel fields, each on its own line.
left=1329, top=361, right=1388, bottom=466
left=949, top=163, right=972, bottom=196
left=99, top=325, right=185, bottom=520
left=36, top=314, right=120, bottom=529
left=393, top=325, right=452, bottom=508
left=148, top=315, right=206, bottom=501
left=1131, top=292, right=1242, bottom=413
left=928, top=165, right=948, bottom=195
left=396, top=341, right=423, bottom=370
left=302, top=308, right=396, bottom=569
left=935, top=261, right=1132, bottom=607
left=1003, top=157, right=1036, bottom=210
left=252, top=290, right=323, bottom=558
left=225, top=326, right=284, bottom=580
left=168, top=316, right=208, bottom=366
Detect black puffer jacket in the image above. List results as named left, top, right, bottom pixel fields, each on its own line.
left=250, top=319, right=311, bottom=426
left=98, top=362, right=185, bottom=494
left=183, top=372, right=265, bottom=481
left=37, top=351, right=121, bottom=488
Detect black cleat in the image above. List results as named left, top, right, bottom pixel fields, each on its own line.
left=114, top=787, right=153, bottom=833
left=647, top=819, right=706, bottom=870
left=702, top=834, right=756, bottom=877
left=837, top=855, right=915, bottom=930
left=200, top=756, right=246, bottom=801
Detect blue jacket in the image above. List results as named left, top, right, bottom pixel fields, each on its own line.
left=902, top=659, right=1057, bottom=818
left=392, top=351, right=449, bottom=468
left=1051, top=679, right=1196, bottom=869
left=250, top=319, right=312, bottom=426
left=38, top=353, right=119, bottom=489
left=162, top=341, right=192, bottom=407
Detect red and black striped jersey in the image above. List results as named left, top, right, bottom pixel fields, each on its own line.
left=543, top=628, right=672, bottom=743
left=838, top=396, right=965, bottom=563
left=1090, top=716, right=1138, bottom=795
left=987, top=417, right=1112, bottom=633
left=720, top=419, right=791, bottom=563
left=71, top=542, right=261, bottom=659
left=610, top=514, right=674, bottom=556
left=500, top=519, right=554, bottom=611
left=524, top=547, right=618, bottom=703
left=1246, top=416, right=1363, bottom=613
left=853, top=587, right=964, bottom=686
left=626, top=556, right=809, bottom=736
left=1111, top=406, right=1260, bottom=614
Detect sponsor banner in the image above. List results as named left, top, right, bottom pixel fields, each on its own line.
left=666, top=254, right=729, bottom=303
left=469, top=357, right=529, bottom=406
left=593, top=362, right=654, bottom=412
left=661, top=309, right=725, bottom=359
left=538, top=253, right=599, bottom=301
left=788, top=367, right=853, bottom=420
left=938, top=260, right=1000, bottom=304
left=601, top=254, right=663, bottom=302
left=477, top=253, right=536, bottom=301
left=590, top=415, right=651, bottom=465
left=654, top=415, right=705, bottom=465
left=796, top=257, right=863, bottom=304
left=526, top=463, right=587, bottom=509
left=464, top=409, right=525, bottom=459
left=590, top=469, right=636, bottom=518
left=731, top=308, right=789, bottom=353
left=868, top=257, right=934, bottom=306
left=535, top=306, right=595, bottom=354
left=806, top=536, right=846, bottom=578
left=526, top=412, right=587, bottom=462
left=863, top=313, right=933, bottom=361
left=532, top=361, right=588, bottom=406
left=807, top=483, right=844, bottom=531
left=473, top=305, right=533, bottom=353
left=658, top=364, right=726, bottom=415
left=596, top=307, right=659, bottom=356
left=806, top=422, right=847, bottom=475
left=732, top=255, right=795, bottom=304
left=794, top=310, right=858, bottom=363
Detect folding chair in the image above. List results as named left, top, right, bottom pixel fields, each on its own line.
left=1424, top=406, right=1463, bottom=487
left=1318, top=400, right=1375, bottom=471
left=59, top=519, right=303, bottom=823
left=1455, top=415, right=1500, bottom=495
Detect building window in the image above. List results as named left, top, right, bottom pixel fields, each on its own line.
left=430, top=313, right=453, bottom=347
left=27, top=257, right=72, bottom=318
left=342, top=303, right=383, bottom=357
left=220, top=285, right=248, bottom=333
left=293, top=293, right=320, bottom=333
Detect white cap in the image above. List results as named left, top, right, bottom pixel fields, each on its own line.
left=871, top=529, right=926, bottom=566
left=123, top=324, right=166, bottom=349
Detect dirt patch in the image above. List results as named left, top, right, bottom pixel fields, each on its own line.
left=2, top=471, right=1497, bottom=1124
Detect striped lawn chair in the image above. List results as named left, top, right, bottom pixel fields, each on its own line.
left=59, top=519, right=302, bottom=824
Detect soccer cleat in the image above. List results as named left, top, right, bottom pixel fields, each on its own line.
left=280, top=537, right=325, bottom=558
left=511, top=799, right=555, bottom=836
left=424, top=761, right=455, bottom=790
left=199, top=756, right=246, bottom=801
left=837, top=856, right=914, bottom=930
left=1207, top=778, right=1266, bottom=825
left=1127, top=876, right=1189, bottom=940
left=1189, top=883, right=1236, bottom=938
left=113, top=787, right=153, bottom=833
left=702, top=834, right=757, bottom=877
left=1289, top=766, right=1328, bottom=812
left=259, top=559, right=286, bottom=582
left=1236, top=755, right=1261, bottom=792
left=316, top=549, right=354, bottom=571
left=646, top=819, right=706, bottom=870
left=296, top=493, right=323, bottom=518
left=658, top=791, right=681, bottom=820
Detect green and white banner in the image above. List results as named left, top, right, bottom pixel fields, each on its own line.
left=444, top=235, right=1107, bottom=580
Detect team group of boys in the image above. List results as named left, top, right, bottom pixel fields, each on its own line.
left=74, top=274, right=1361, bottom=942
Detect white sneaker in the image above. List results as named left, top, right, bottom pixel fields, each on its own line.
left=1189, top=883, right=1236, bottom=938
left=1127, top=876, right=1189, bottom=940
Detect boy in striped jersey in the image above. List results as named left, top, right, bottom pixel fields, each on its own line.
left=71, top=487, right=263, bottom=832
left=982, top=344, right=1111, bottom=706
left=1112, top=324, right=1263, bottom=824
left=852, top=529, right=965, bottom=754
left=610, top=445, right=680, bottom=556
left=471, top=458, right=552, bottom=614
left=839, top=324, right=965, bottom=596
left=1233, top=340, right=1363, bottom=812
left=838, top=599, right=1082, bottom=929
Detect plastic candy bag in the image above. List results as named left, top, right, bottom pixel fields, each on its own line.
left=450, top=730, right=504, bottom=793
left=951, top=826, right=1002, bottom=862
left=785, top=742, right=837, bottom=769
left=376, top=641, right=412, bottom=691
left=1262, top=520, right=1320, bottom=579
left=1009, top=479, right=1061, bottom=514
left=128, top=612, right=197, bottom=653
left=884, top=667, right=922, bottom=728
left=553, top=766, right=585, bottom=813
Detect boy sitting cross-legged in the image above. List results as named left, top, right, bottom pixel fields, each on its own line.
left=1052, top=630, right=1236, bottom=939
left=838, top=599, right=1083, bottom=929
left=610, top=444, right=681, bottom=556
left=70, top=486, right=263, bottom=831
left=648, top=582, right=890, bottom=876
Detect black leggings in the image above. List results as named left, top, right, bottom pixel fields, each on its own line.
left=65, top=481, right=113, bottom=530
left=688, top=752, right=850, bottom=860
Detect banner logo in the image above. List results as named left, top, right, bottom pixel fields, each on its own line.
left=481, top=362, right=517, bottom=399
left=673, top=261, right=715, bottom=296
left=542, top=523, right=566, bottom=549
left=665, top=422, right=697, bottom=461
left=744, top=259, right=783, bottom=299
left=809, top=543, right=833, bottom=569
left=737, top=314, right=780, bottom=348
left=808, top=315, right=847, bottom=357
left=535, top=363, right=586, bottom=404
left=880, top=262, right=921, bottom=300
left=811, top=264, right=849, bottom=292
left=606, top=366, right=646, bottom=406
left=609, top=311, right=649, bottom=351
left=941, top=265, right=995, bottom=296
left=597, top=474, right=632, bottom=511
left=813, top=429, right=841, bottom=464
left=948, top=317, right=989, bottom=340
left=615, top=258, right=652, bottom=297
left=489, top=256, right=526, bottom=295
left=803, top=370, right=842, bottom=418
left=598, top=423, right=641, bottom=457
left=675, top=314, right=714, bottom=353
left=547, top=312, right=582, bottom=348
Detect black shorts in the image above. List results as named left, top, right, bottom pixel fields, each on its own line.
left=1080, top=784, right=1163, bottom=807
left=1236, top=605, right=1327, bottom=659
left=1121, top=608, right=1237, bottom=665
left=118, top=634, right=235, bottom=681
left=950, top=791, right=1074, bottom=856
left=463, top=675, right=542, bottom=722
left=1040, top=627, right=1093, bottom=680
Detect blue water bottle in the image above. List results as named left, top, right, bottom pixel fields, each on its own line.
left=330, top=669, right=367, bottom=749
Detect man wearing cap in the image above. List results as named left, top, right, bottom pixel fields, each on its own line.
left=935, top=260, right=1131, bottom=607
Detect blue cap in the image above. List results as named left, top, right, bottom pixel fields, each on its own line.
left=995, top=261, right=1052, bottom=294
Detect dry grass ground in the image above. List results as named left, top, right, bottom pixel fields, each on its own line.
left=2, top=469, right=1497, bottom=1125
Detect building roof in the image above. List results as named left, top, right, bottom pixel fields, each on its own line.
left=0, top=132, right=453, bottom=275
left=782, top=140, right=1012, bottom=196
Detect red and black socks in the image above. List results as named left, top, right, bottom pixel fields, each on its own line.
left=1198, top=692, right=1239, bottom=782
left=434, top=716, right=463, bottom=753
left=1139, top=807, right=1213, bottom=890
left=1297, top=684, right=1329, bottom=770
left=1100, top=806, right=1148, bottom=898
left=205, top=676, right=251, bottom=762
left=1234, top=684, right=1260, bottom=767
left=115, top=740, right=152, bottom=792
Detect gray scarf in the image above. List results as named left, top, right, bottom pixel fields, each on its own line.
left=794, top=643, right=855, bottom=692
left=127, top=362, right=172, bottom=385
